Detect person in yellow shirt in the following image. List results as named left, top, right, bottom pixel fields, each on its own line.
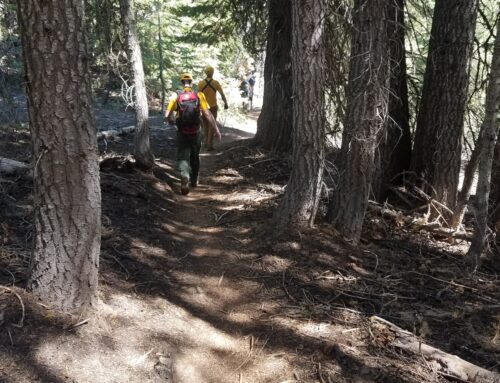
left=165, top=72, right=220, bottom=195
left=198, top=66, right=228, bottom=150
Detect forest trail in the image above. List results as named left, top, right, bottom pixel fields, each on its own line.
left=2, top=113, right=499, bottom=383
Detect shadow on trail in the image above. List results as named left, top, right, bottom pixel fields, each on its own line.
left=1, top=124, right=498, bottom=382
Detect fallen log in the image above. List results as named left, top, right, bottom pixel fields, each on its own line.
left=0, top=157, right=32, bottom=178
left=97, top=125, right=135, bottom=141
left=370, top=316, right=500, bottom=383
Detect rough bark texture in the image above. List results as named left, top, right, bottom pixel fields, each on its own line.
left=490, top=140, right=500, bottom=244
left=466, top=20, right=500, bottom=267
left=411, top=0, right=478, bottom=211
left=119, top=0, right=154, bottom=169
left=274, top=0, right=325, bottom=227
left=253, top=0, right=292, bottom=152
left=372, top=0, right=412, bottom=201
left=157, top=6, right=166, bottom=115
left=326, top=0, right=390, bottom=243
left=16, top=0, right=101, bottom=313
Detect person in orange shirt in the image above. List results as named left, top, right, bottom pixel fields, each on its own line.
left=198, top=66, right=228, bottom=150
left=165, top=72, right=220, bottom=195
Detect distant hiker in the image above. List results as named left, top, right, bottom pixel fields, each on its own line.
left=165, top=72, right=221, bottom=195
left=239, top=78, right=249, bottom=111
left=198, top=66, right=228, bottom=151
left=247, top=73, right=256, bottom=110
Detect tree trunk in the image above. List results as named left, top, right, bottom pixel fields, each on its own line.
left=253, top=0, right=292, bottom=152
left=119, top=0, right=154, bottom=170
left=410, top=0, right=478, bottom=213
left=490, top=140, right=500, bottom=245
left=466, top=20, right=500, bottom=268
left=450, top=133, right=481, bottom=229
left=157, top=3, right=166, bottom=115
left=372, top=0, right=411, bottom=201
left=326, top=0, right=391, bottom=243
left=274, top=0, right=325, bottom=227
left=16, top=0, right=101, bottom=313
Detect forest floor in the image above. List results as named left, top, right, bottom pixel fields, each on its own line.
left=0, top=106, right=499, bottom=383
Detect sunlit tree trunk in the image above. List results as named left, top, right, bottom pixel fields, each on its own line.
left=411, top=0, right=478, bottom=213
left=157, top=2, right=166, bottom=115
left=274, top=0, right=325, bottom=227
left=372, top=0, right=411, bottom=201
left=466, top=21, right=500, bottom=268
left=119, top=0, right=155, bottom=169
left=327, top=0, right=390, bottom=243
left=17, top=0, right=101, bottom=313
left=253, top=0, right=292, bottom=152
left=451, top=134, right=482, bottom=229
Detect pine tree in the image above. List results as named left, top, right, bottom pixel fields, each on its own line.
left=17, top=0, right=101, bottom=313
left=327, top=0, right=391, bottom=243
left=411, top=0, right=478, bottom=214
left=274, top=0, right=325, bottom=227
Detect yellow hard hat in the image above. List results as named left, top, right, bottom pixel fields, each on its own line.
left=204, top=66, right=214, bottom=76
left=179, top=72, right=193, bottom=81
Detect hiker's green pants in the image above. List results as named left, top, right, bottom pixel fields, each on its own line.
left=176, top=130, right=202, bottom=183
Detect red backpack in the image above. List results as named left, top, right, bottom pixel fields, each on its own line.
left=176, top=90, right=201, bottom=135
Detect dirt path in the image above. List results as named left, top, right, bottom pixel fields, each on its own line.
left=154, top=148, right=293, bottom=382
left=2, top=113, right=499, bottom=383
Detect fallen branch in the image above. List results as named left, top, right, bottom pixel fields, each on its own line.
left=97, top=125, right=135, bottom=141
left=370, top=316, right=500, bottom=383
left=368, top=202, right=473, bottom=241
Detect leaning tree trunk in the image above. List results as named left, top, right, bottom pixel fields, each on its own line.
left=274, top=0, right=325, bottom=227
left=466, top=19, right=500, bottom=268
left=450, top=131, right=482, bottom=229
left=372, top=0, right=411, bottom=201
left=16, top=0, right=101, bottom=313
left=253, top=0, right=292, bottom=152
left=326, top=0, right=390, bottom=243
left=410, top=0, right=478, bottom=213
left=119, top=0, right=154, bottom=170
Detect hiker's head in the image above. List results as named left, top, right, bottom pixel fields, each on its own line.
left=179, top=72, right=193, bottom=87
left=204, top=66, right=214, bottom=78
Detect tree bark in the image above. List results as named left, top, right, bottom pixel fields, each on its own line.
left=490, top=140, right=500, bottom=245
left=253, top=0, right=293, bottom=152
left=372, top=0, right=412, bottom=201
left=450, top=132, right=482, bottom=229
left=157, top=3, right=166, bottom=115
left=410, top=0, right=478, bottom=212
left=326, top=0, right=391, bottom=243
left=119, top=0, right=155, bottom=170
left=274, top=0, right=325, bottom=227
left=466, top=20, right=500, bottom=268
left=16, top=0, right=101, bottom=313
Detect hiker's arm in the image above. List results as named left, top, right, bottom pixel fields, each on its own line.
left=202, top=109, right=221, bottom=142
left=164, top=98, right=177, bottom=124
left=217, top=84, right=229, bottom=109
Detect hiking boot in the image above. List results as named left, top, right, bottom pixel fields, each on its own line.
left=180, top=176, right=190, bottom=195
left=190, top=179, right=198, bottom=188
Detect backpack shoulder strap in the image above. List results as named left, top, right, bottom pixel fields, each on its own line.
left=202, top=78, right=217, bottom=93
